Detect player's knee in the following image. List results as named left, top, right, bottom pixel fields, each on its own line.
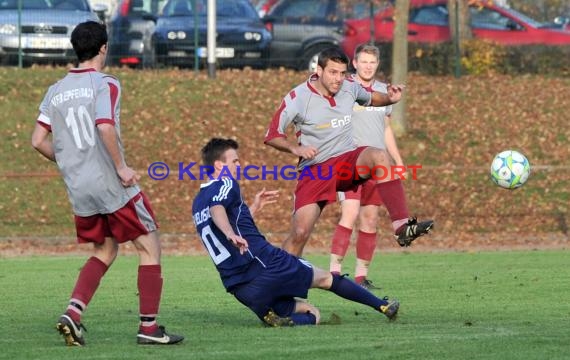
left=291, top=226, right=311, bottom=243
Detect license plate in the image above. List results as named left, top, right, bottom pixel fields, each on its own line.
left=27, top=37, right=71, bottom=49
left=197, top=47, right=234, bottom=58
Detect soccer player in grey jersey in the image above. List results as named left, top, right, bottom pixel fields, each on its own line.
left=330, top=44, right=408, bottom=289
left=265, top=47, right=433, bottom=257
left=31, top=21, right=183, bottom=346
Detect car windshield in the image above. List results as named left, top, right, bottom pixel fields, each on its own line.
left=0, top=0, right=89, bottom=10
left=501, top=6, right=544, bottom=29
left=162, top=0, right=257, bottom=18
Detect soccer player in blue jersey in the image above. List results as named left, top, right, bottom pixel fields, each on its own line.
left=192, top=138, right=400, bottom=326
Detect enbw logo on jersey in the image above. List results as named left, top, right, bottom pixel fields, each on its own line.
left=331, top=115, right=351, bottom=128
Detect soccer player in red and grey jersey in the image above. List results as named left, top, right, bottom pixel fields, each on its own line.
left=330, top=44, right=408, bottom=289
left=264, top=47, right=433, bottom=257
left=31, top=21, right=183, bottom=346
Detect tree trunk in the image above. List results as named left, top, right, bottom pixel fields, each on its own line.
left=448, top=0, right=472, bottom=45
left=391, top=0, right=410, bottom=136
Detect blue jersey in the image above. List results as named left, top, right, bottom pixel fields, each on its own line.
left=192, top=177, right=272, bottom=291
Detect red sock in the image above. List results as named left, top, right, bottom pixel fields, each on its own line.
left=138, top=265, right=162, bottom=334
left=66, top=256, right=108, bottom=323
left=354, top=276, right=365, bottom=284
left=330, top=225, right=352, bottom=256
left=374, top=179, right=409, bottom=223
left=356, top=231, right=376, bottom=262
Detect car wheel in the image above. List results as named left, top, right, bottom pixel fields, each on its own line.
left=300, top=44, right=336, bottom=73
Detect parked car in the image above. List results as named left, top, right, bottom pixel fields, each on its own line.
left=107, top=0, right=166, bottom=67
left=0, top=0, right=102, bottom=65
left=342, top=0, right=570, bottom=58
left=262, top=0, right=373, bottom=72
left=150, top=0, right=271, bottom=69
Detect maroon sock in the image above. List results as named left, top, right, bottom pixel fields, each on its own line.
left=138, top=265, right=162, bottom=334
left=374, top=179, right=409, bottom=222
left=330, top=225, right=352, bottom=256
left=354, top=276, right=365, bottom=284
left=66, top=256, right=108, bottom=323
left=356, top=231, right=376, bottom=262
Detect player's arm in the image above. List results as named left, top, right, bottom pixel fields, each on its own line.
left=249, top=188, right=279, bottom=218
left=97, top=123, right=140, bottom=186
left=265, top=137, right=318, bottom=160
left=210, top=205, right=249, bottom=254
left=31, top=122, right=55, bottom=161
left=371, top=84, right=405, bottom=107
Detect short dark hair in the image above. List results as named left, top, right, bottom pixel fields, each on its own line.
left=71, top=21, right=108, bottom=63
left=201, top=138, right=239, bottom=168
left=317, top=47, right=349, bottom=69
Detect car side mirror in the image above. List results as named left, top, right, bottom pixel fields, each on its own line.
left=142, top=13, right=158, bottom=22
left=506, top=19, right=522, bottom=31
left=92, top=3, right=108, bottom=22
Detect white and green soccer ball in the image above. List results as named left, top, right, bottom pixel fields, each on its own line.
left=490, top=150, right=531, bottom=189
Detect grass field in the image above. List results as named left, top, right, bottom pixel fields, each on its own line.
left=1, top=251, right=569, bottom=360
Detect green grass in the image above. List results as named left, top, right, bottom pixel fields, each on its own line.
left=1, top=251, right=569, bottom=360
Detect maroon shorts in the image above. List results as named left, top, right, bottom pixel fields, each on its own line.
left=338, top=178, right=383, bottom=206
left=74, top=191, right=159, bottom=244
left=294, top=147, right=368, bottom=211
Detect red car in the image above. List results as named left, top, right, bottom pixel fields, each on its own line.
left=342, top=0, right=570, bottom=58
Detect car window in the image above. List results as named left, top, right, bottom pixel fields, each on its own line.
left=163, top=0, right=256, bottom=17
left=0, top=0, right=89, bottom=10
left=470, top=7, right=519, bottom=30
left=276, top=0, right=329, bottom=19
left=410, top=5, right=448, bottom=26
left=130, top=0, right=166, bottom=15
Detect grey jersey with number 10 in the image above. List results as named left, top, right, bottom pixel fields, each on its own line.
left=351, top=75, right=392, bottom=150
left=37, top=68, right=139, bottom=216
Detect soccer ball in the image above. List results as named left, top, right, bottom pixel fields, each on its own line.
left=490, top=150, right=531, bottom=189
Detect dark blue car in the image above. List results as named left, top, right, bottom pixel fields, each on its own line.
left=152, top=0, right=271, bottom=68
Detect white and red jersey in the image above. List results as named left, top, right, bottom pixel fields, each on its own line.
left=37, top=68, right=139, bottom=216
left=350, top=74, right=392, bottom=150
left=265, top=74, right=372, bottom=170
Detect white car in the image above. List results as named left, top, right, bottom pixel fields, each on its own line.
left=0, top=0, right=102, bottom=65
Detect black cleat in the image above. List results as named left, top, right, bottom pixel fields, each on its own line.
left=395, top=217, right=434, bottom=247
left=263, top=310, right=294, bottom=327
left=56, top=314, right=86, bottom=346
left=359, top=279, right=381, bottom=290
left=379, top=298, right=400, bottom=321
left=137, top=325, right=184, bottom=345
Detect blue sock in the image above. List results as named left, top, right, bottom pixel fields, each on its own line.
left=290, top=312, right=317, bottom=325
left=329, top=273, right=388, bottom=310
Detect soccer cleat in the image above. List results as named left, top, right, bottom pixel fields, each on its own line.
left=395, top=217, right=434, bottom=247
left=56, top=314, right=86, bottom=346
left=359, top=279, right=381, bottom=290
left=137, top=325, right=184, bottom=345
left=379, top=298, right=400, bottom=321
left=263, top=310, right=295, bottom=327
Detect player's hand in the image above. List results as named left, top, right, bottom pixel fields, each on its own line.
left=118, top=166, right=141, bottom=187
left=387, top=84, right=405, bottom=103
left=292, top=145, right=318, bottom=160
left=228, top=234, right=249, bottom=255
left=251, top=188, right=279, bottom=216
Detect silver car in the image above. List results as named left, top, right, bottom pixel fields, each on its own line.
left=0, top=0, right=101, bottom=65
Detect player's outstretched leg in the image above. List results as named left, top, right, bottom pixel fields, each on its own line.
left=313, top=268, right=400, bottom=320
left=395, top=217, right=434, bottom=247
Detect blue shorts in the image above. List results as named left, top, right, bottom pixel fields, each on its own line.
left=230, top=247, right=314, bottom=320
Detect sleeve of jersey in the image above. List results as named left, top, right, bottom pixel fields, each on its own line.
left=36, top=87, right=53, bottom=132
left=95, top=77, right=120, bottom=126
left=264, top=92, right=296, bottom=143
left=354, top=82, right=373, bottom=107
left=209, top=178, right=239, bottom=208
